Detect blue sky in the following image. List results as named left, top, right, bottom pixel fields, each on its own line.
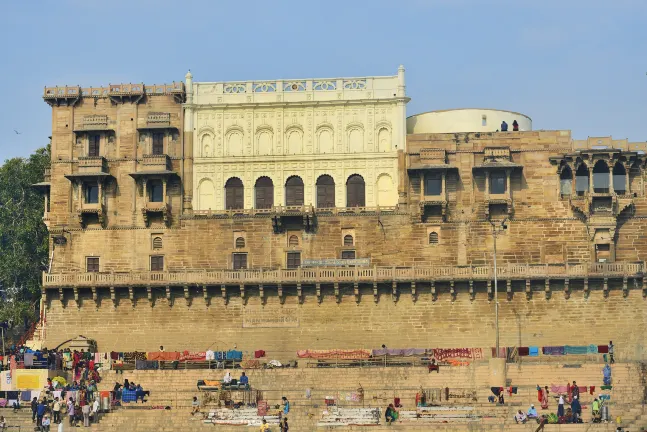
left=0, top=0, right=645, bottom=161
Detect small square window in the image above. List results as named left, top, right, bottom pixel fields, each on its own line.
left=233, top=253, right=247, bottom=270
left=149, top=180, right=163, bottom=203
left=150, top=255, right=164, bottom=271
left=341, top=250, right=356, bottom=260
left=86, top=257, right=99, bottom=273
left=343, top=235, right=354, bottom=246
left=287, top=252, right=301, bottom=269
left=482, top=115, right=487, bottom=127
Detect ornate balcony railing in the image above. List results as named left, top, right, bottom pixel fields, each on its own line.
left=42, top=262, right=644, bottom=288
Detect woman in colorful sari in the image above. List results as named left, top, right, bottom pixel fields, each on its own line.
left=540, top=386, right=550, bottom=410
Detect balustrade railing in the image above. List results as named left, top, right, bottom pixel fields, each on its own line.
left=42, top=262, right=644, bottom=288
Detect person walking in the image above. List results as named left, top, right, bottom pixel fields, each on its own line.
left=557, top=394, right=565, bottom=418
left=82, top=403, right=91, bottom=427
left=53, top=397, right=61, bottom=424
left=67, top=398, right=75, bottom=427
left=31, top=397, right=38, bottom=423
left=280, top=417, right=289, bottom=432
left=608, top=341, right=615, bottom=364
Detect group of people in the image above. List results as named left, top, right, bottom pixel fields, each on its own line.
left=112, top=379, right=149, bottom=404
left=500, top=120, right=520, bottom=132
left=259, top=417, right=289, bottom=431
left=22, top=394, right=100, bottom=430
left=222, top=371, right=250, bottom=389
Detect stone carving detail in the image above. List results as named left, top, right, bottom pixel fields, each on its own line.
left=224, top=83, right=246, bottom=94
left=284, top=81, right=306, bottom=92
left=253, top=82, right=277, bottom=93
left=343, top=80, right=366, bottom=90
left=313, top=81, right=337, bottom=91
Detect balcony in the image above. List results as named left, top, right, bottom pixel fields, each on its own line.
left=142, top=202, right=170, bottom=226
left=77, top=204, right=105, bottom=228
left=137, top=112, right=180, bottom=131
left=42, top=262, right=645, bottom=289
left=43, top=86, right=81, bottom=106
left=570, top=194, right=634, bottom=218
left=73, top=115, right=113, bottom=134
left=78, top=157, right=107, bottom=173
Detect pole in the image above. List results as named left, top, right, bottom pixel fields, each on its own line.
left=493, top=225, right=499, bottom=358
left=1, top=327, right=5, bottom=358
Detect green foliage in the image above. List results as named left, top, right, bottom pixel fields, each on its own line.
left=0, top=145, right=50, bottom=325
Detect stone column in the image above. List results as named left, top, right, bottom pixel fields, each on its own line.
left=183, top=71, right=194, bottom=213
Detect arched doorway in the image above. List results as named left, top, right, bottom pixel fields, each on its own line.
left=346, top=174, right=365, bottom=207
left=285, top=176, right=304, bottom=206
left=316, top=175, right=335, bottom=208
left=225, top=177, right=244, bottom=209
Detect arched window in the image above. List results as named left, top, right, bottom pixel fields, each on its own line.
left=429, top=232, right=439, bottom=245
left=255, top=177, right=274, bottom=209
left=288, top=235, right=299, bottom=247
left=593, top=160, right=610, bottom=193
left=613, top=162, right=626, bottom=195
left=575, top=163, right=589, bottom=196
left=285, top=176, right=304, bottom=206
left=152, top=237, right=163, bottom=250
left=489, top=170, right=506, bottom=194
left=316, top=175, right=335, bottom=208
left=225, top=177, right=244, bottom=209
left=235, top=237, right=245, bottom=248
left=343, top=235, right=354, bottom=246
left=559, top=166, right=572, bottom=196
left=346, top=174, right=365, bottom=207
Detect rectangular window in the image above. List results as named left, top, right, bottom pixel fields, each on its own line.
left=233, top=253, right=247, bottom=270
left=575, top=175, right=589, bottom=196
left=149, top=180, right=163, bottom=203
left=85, top=183, right=99, bottom=204
left=150, top=255, right=164, bottom=271
left=560, top=179, right=572, bottom=196
left=286, top=252, right=301, bottom=269
left=341, top=250, right=356, bottom=260
left=86, top=257, right=99, bottom=273
left=482, top=115, right=487, bottom=127
left=88, top=135, right=100, bottom=157
left=489, top=171, right=507, bottom=194
left=152, top=133, right=164, bottom=155
left=424, top=173, right=442, bottom=196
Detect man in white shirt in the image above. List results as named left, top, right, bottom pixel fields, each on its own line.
left=223, top=372, right=232, bottom=385
left=558, top=394, right=565, bottom=418
left=91, top=399, right=100, bottom=423
left=514, top=410, right=527, bottom=424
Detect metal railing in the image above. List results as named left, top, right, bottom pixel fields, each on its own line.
left=42, top=262, right=645, bottom=288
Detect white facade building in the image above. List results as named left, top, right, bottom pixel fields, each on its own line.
left=186, top=67, right=408, bottom=212
left=407, top=108, right=532, bottom=134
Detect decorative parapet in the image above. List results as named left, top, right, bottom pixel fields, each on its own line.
left=142, top=202, right=170, bottom=227
left=78, top=157, right=107, bottom=174
left=147, top=112, right=171, bottom=125
left=42, top=262, right=644, bottom=289
left=141, top=154, right=171, bottom=171
left=189, top=205, right=401, bottom=219
left=44, top=82, right=185, bottom=105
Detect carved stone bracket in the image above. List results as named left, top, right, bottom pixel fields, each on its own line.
left=603, top=278, right=609, bottom=299
left=487, top=281, right=493, bottom=301
left=431, top=281, right=437, bottom=302
left=73, top=287, right=79, bottom=308
left=450, top=281, right=456, bottom=302
left=58, top=288, right=65, bottom=307
left=128, top=286, right=135, bottom=307
left=469, top=281, right=475, bottom=301
left=583, top=278, right=589, bottom=299
left=202, top=285, right=210, bottom=306
left=392, top=282, right=398, bottom=303
left=183, top=285, right=190, bottom=306
left=110, top=286, right=117, bottom=308
left=166, top=286, right=172, bottom=306
left=278, top=284, right=285, bottom=305
left=373, top=283, right=379, bottom=304
left=297, top=283, right=303, bottom=304
left=354, top=282, right=360, bottom=304
left=545, top=279, right=551, bottom=300
left=411, top=282, right=417, bottom=302
left=622, top=277, right=628, bottom=298
left=221, top=285, right=228, bottom=305
left=642, top=278, right=646, bottom=298
left=316, top=283, right=322, bottom=304
left=240, top=284, right=247, bottom=305
left=91, top=287, right=98, bottom=307
left=525, top=280, right=532, bottom=301
left=564, top=279, right=570, bottom=300
left=147, top=286, right=153, bottom=307
left=506, top=280, right=512, bottom=301
left=334, top=283, right=341, bottom=304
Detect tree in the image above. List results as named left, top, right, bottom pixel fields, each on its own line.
left=0, top=145, right=50, bottom=326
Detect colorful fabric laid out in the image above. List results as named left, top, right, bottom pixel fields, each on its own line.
left=240, top=360, right=261, bottom=369
left=371, top=348, right=426, bottom=357
left=146, top=352, right=180, bottom=361
left=529, top=347, right=539, bottom=357
left=226, top=350, right=243, bottom=361
left=296, top=349, right=371, bottom=360
left=135, top=360, right=159, bottom=370
left=179, top=351, right=206, bottom=362
left=433, top=348, right=483, bottom=361
left=109, top=352, right=121, bottom=360
left=23, top=353, right=34, bottom=367
left=542, top=346, right=565, bottom=356
left=599, top=394, right=611, bottom=400
left=203, top=380, right=221, bottom=387
left=518, top=347, right=530, bottom=356
left=0, top=399, right=6, bottom=407
left=586, top=344, right=598, bottom=354
left=601, top=385, right=612, bottom=390
left=597, top=345, right=609, bottom=354
left=490, top=387, right=503, bottom=396
left=121, top=389, right=137, bottom=403
left=123, top=352, right=146, bottom=362
left=254, top=350, right=266, bottom=358
left=215, top=351, right=227, bottom=361
left=589, top=386, right=595, bottom=395
left=491, top=347, right=507, bottom=358
left=20, top=391, right=31, bottom=401
left=564, top=345, right=588, bottom=355
left=507, top=387, right=518, bottom=395
left=445, top=359, right=470, bottom=366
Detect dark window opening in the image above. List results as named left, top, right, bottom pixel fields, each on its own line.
left=316, top=175, right=335, bottom=208
left=85, top=183, right=99, bottom=204
left=151, top=255, right=164, bottom=271
left=424, top=173, right=442, bottom=196
left=233, top=253, right=247, bottom=270
left=288, top=235, right=299, bottom=247
left=341, top=250, right=356, bottom=260
left=86, top=257, right=99, bottom=273
left=287, top=252, right=301, bottom=269
left=559, top=166, right=572, bottom=196
left=343, top=234, right=354, bottom=246
left=152, top=237, right=163, bottom=250
left=152, top=133, right=164, bottom=155
left=235, top=237, right=245, bottom=248
left=148, top=180, right=163, bottom=203
left=88, top=135, right=100, bottom=157
left=575, top=164, right=589, bottom=196
left=489, top=170, right=506, bottom=194
left=429, top=232, right=439, bottom=244
left=613, top=162, right=626, bottom=195
left=255, top=177, right=274, bottom=209
left=593, top=161, right=610, bottom=193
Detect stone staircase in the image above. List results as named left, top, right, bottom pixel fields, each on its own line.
left=84, top=361, right=646, bottom=431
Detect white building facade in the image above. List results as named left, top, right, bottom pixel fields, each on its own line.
left=185, top=67, right=408, bottom=212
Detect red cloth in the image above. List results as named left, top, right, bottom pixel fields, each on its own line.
left=597, top=345, right=609, bottom=353
left=254, top=350, right=266, bottom=359
left=147, top=352, right=180, bottom=361
left=538, top=389, right=542, bottom=402
left=518, top=347, right=530, bottom=356
left=590, top=386, right=595, bottom=395
left=394, top=397, right=401, bottom=407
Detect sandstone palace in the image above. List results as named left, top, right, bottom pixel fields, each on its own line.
left=35, top=67, right=646, bottom=363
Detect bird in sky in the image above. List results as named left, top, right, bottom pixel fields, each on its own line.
left=14, top=129, right=21, bottom=135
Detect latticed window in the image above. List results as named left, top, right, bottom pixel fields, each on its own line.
left=233, top=253, right=247, bottom=270
left=341, top=250, right=356, bottom=260
left=86, top=257, right=99, bottom=273
left=152, top=133, right=164, bottom=155
left=343, top=235, right=354, bottom=246
left=152, top=237, right=163, bottom=250
left=150, top=255, right=164, bottom=271
left=287, top=252, right=301, bottom=269
left=88, top=135, right=100, bottom=157
left=288, top=235, right=299, bottom=247
left=235, top=237, right=245, bottom=248
left=429, top=232, right=439, bottom=245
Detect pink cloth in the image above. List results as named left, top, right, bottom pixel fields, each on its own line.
left=434, top=348, right=483, bottom=361
left=551, top=385, right=568, bottom=394
left=178, top=352, right=206, bottom=362
left=296, top=349, right=371, bottom=359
